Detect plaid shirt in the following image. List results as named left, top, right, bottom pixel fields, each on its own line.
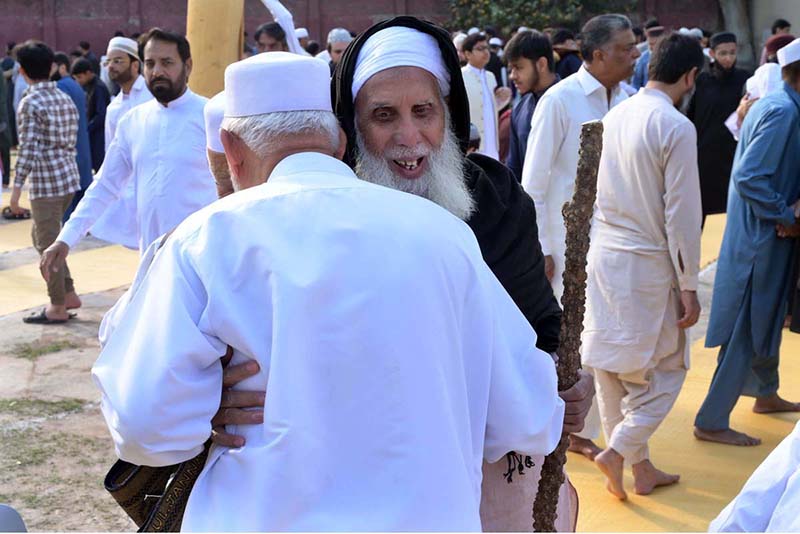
left=14, top=81, right=81, bottom=199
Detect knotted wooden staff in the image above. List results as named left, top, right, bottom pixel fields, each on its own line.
left=532, top=120, right=603, bottom=532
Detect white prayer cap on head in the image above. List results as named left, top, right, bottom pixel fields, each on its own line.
left=468, top=27, right=480, bottom=35
left=225, top=52, right=332, bottom=118
left=489, top=37, right=503, bottom=47
left=296, top=27, right=309, bottom=39
left=453, top=32, right=467, bottom=51
left=518, top=26, right=530, bottom=33
left=328, top=27, right=353, bottom=45
left=106, top=36, right=140, bottom=62
left=352, top=26, right=451, bottom=103
left=204, top=91, right=225, bottom=153
left=778, top=38, right=800, bottom=67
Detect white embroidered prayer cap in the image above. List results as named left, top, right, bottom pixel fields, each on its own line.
left=204, top=91, right=225, bottom=153
left=296, top=27, right=309, bottom=39
left=106, top=37, right=140, bottom=62
left=778, top=38, right=800, bottom=67
left=489, top=37, right=503, bottom=47
left=224, top=52, right=332, bottom=118
left=352, top=26, right=451, bottom=103
left=468, top=27, right=480, bottom=35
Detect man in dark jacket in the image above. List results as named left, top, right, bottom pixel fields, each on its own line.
left=72, top=58, right=110, bottom=171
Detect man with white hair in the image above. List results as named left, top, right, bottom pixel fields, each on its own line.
left=318, top=27, right=352, bottom=73
left=40, top=29, right=217, bottom=275
left=92, top=51, right=565, bottom=531
left=521, top=13, right=640, bottom=461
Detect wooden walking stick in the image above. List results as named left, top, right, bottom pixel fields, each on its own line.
left=532, top=120, right=603, bottom=532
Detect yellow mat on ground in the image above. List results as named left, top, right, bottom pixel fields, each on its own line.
left=0, top=245, right=138, bottom=315
left=701, top=214, right=726, bottom=269
left=1, top=188, right=31, bottom=209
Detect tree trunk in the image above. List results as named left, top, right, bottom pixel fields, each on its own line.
left=718, top=0, right=755, bottom=69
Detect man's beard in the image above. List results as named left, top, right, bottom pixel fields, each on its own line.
left=148, top=67, right=187, bottom=104
left=354, top=115, right=475, bottom=221
left=109, top=67, right=133, bottom=85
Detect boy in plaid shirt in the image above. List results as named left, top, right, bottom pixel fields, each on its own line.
left=10, top=41, right=82, bottom=324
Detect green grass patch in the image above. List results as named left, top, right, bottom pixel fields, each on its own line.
left=0, top=398, right=86, bottom=417
left=10, top=339, right=80, bottom=360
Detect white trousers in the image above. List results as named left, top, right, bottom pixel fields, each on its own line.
left=594, top=332, right=687, bottom=464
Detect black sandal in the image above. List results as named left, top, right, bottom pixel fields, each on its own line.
left=2, top=206, right=31, bottom=220
left=22, top=308, right=74, bottom=325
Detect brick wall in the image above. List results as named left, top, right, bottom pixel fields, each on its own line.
left=0, top=0, right=450, bottom=55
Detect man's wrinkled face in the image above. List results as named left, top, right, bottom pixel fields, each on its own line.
left=711, top=42, right=737, bottom=70
left=599, top=29, right=640, bottom=83
left=329, top=41, right=349, bottom=65
left=508, top=56, right=539, bottom=95
left=258, top=34, right=286, bottom=53
left=354, top=66, right=474, bottom=220
left=355, top=67, right=446, bottom=181
left=143, top=38, right=191, bottom=104
left=106, top=50, right=136, bottom=84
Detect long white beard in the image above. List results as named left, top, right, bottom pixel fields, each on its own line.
left=354, top=120, right=475, bottom=221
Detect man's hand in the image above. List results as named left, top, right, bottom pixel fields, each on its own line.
left=211, top=354, right=265, bottom=448
left=40, top=241, right=70, bottom=283
left=559, top=369, right=594, bottom=434
left=777, top=223, right=800, bottom=238
left=9, top=186, right=24, bottom=216
left=677, top=290, right=700, bottom=329
left=544, top=255, right=555, bottom=282
left=736, top=93, right=758, bottom=126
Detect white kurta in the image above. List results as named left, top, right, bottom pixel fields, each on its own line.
left=521, top=64, right=627, bottom=301
left=463, top=64, right=499, bottom=160
left=92, top=152, right=564, bottom=532
left=710, top=420, right=800, bottom=532
left=57, top=88, right=217, bottom=254
left=582, top=88, right=701, bottom=373
left=90, top=75, right=154, bottom=249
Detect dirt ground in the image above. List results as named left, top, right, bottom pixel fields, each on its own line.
left=0, top=288, right=136, bottom=531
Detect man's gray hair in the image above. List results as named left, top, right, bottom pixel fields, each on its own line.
left=221, top=110, right=340, bottom=159
left=580, top=14, right=632, bottom=62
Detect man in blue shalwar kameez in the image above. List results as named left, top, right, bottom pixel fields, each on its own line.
left=695, top=38, right=800, bottom=446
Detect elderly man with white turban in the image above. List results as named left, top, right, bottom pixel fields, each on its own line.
left=91, top=50, right=566, bottom=531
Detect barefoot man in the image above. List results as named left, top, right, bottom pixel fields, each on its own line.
left=584, top=33, right=704, bottom=499
left=695, top=38, right=800, bottom=447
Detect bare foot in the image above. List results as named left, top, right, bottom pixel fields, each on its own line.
left=64, top=291, right=82, bottom=310
left=694, top=426, right=761, bottom=446
left=632, top=460, right=679, bottom=495
left=595, top=448, right=627, bottom=500
left=568, top=435, right=602, bottom=461
left=753, top=394, right=800, bottom=414
left=45, top=304, right=70, bottom=321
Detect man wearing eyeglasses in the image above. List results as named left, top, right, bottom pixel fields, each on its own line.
left=91, top=36, right=154, bottom=249
left=462, top=32, right=500, bottom=160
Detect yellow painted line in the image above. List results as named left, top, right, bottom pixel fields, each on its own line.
left=0, top=245, right=138, bottom=315
left=0, top=218, right=33, bottom=253
left=701, top=213, right=726, bottom=269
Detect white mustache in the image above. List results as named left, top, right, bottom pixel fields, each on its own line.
left=384, top=145, right=431, bottom=161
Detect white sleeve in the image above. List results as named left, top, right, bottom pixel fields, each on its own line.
left=480, top=266, right=565, bottom=463
left=92, top=233, right=227, bottom=467
left=710, top=422, right=800, bottom=532
left=260, top=0, right=308, bottom=56
left=520, top=94, right=565, bottom=257
left=57, top=119, right=134, bottom=248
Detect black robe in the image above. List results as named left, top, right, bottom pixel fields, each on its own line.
left=332, top=16, right=562, bottom=353
left=688, top=65, right=749, bottom=216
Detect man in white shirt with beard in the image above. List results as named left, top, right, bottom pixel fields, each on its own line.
left=522, top=13, right=641, bottom=460
left=92, top=51, right=565, bottom=531
left=40, top=28, right=217, bottom=278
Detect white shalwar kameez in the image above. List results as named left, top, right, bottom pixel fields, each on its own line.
left=57, top=88, right=217, bottom=254
left=521, top=64, right=627, bottom=441
left=90, top=74, right=153, bottom=249
left=582, top=88, right=701, bottom=463
left=92, top=152, right=564, bottom=532
left=710, top=420, right=800, bottom=532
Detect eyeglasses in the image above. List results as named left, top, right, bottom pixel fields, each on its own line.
left=102, top=57, right=130, bottom=67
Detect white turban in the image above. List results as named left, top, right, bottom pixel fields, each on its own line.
left=352, top=26, right=451, bottom=103
left=204, top=91, right=225, bottom=153
left=778, top=38, right=800, bottom=67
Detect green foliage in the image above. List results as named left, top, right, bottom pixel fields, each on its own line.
left=449, top=0, right=639, bottom=35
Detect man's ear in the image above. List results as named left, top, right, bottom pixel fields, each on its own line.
left=184, top=57, right=193, bottom=77
left=537, top=56, right=549, bottom=74
left=220, top=129, right=245, bottom=179
left=334, top=127, right=347, bottom=161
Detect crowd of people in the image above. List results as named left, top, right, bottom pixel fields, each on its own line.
left=3, top=0, right=800, bottom=530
